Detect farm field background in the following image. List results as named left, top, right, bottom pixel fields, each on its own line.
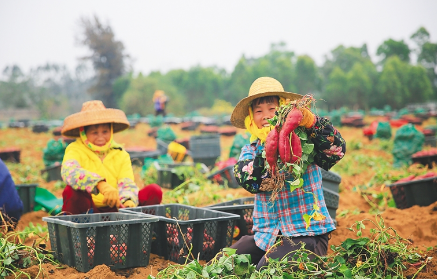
left=1, top=117, right=437, bottom=278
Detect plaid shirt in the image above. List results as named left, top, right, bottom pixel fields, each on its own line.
left=234, top=117, right=345, bottom=250
left=238, top=142, right=336, bottom=250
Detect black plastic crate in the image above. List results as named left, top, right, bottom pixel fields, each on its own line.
left=412, top=154, right=437, bottom=169
left=387, top=177, right=437, bottom=209
left=424, top=136, right=437, bottom=147
left=0, top=148, right=21, bottom=163
left=207, top=165, right=239, bottom=188
left=120, top=204, right=239, bottom=264
left=322, top=188, right=339, bottom=222
left=42, top=212, right=158, bottom=272
left=320, top=168, right=342, bottom=193
left=154, top=162, right=208, bottom=189
left=15, top=184, right=37, bottom=213
left=129, top=150, right=162, bottom=166
left=205, top=197, right=254, bottom=240
left=189, top=135, right=221, bottom=168
left=41, top=163, right=62, bottom=182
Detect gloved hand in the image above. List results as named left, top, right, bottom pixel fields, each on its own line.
left=97, top=181, right=121, bottom=208
left=299, top=108, right=316, bottom=129
left=123, top=200, right=136, bottom=208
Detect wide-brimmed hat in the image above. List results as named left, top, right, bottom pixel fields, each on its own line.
left=230, top=77, right=303, bottom=129
left=61, top=100, right=130, bottom=138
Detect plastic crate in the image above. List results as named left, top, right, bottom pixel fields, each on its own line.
left=411, top=154, right=437, bottom=169
left=322, top=188, right=339, bottom=222
left=189, top=135, right=221, bottom=168
left=320, top=168, right=342, bottom=193
left=15, top=184, right=37, bottom=213
left=129, top=150, right=162, bottom=166
left=424, top=136, right=437, bottom=147
left=120, top=204, right=239, bottom=264
left=387, top=177, right=437, bottom=209
left=205, top=197, right=254, bottom=240
left=153, top=162, right=208, bottom=189
left=0, top=148, right=21, bottom=163
left=207, top=165, right=239, bottom=188
left=41, top=163, right=63, bottom=182
left=42, top=212, right=158, bottom=272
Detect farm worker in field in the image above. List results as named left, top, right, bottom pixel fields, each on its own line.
left=60, top=100, right=162, bottom=215
left=229, top=77, right=346, bottom=269
left=0, top=158, right=23, bottom=230
left=153, top=90, right=168, bottom=117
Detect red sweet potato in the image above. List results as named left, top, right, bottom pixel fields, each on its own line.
left=278, top=129, right=292, bottom=163
left=281, top=109, right=303, bottom=136
left=412, top=172, right=437, bottom=181
left=290, top=131, right=302, bottom=163
left=395, top=174, right=415, bottom=183
left=265, top=128, right=279, bottom=175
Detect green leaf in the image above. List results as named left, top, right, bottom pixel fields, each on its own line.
left=4, top=257, right=13, bottom=265
left=302, top=143, right=314, bottom=154
left=303, top=214, right=311, bottom=229
left=223, top=247, right=236, bottom=255
left=339, top=264, right=352, bottom=277
left=289, top=178, right=303, bottom=192
left=186, top=271, right=197, bottom=279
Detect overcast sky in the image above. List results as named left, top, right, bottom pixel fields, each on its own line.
left=0, top=0, right=436, bottom=76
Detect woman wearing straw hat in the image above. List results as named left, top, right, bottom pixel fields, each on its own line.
left=60, top=100, right=162, bottom=214
left=229, top=77, right=346, bottom=269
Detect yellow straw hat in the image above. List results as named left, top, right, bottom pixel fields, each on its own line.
left=230, top=77, right=303, bottom=129
left=61, top=100, right=130, bottom=138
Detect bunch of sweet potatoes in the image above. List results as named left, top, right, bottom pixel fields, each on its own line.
left=265, top=108, right=303, bottom=176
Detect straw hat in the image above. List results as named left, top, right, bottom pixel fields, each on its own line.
left=61, top=100, right=130, bottom=137
left=230, top=77, right=303, bottom=129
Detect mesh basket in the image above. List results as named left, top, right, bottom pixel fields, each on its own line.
left=320, top=168, right=342, bottom=193
left=207, top=165, right=239, bottom=188
left=153, top=162, right=208, bottom=189
left=41, top=164, right=62, bottom=182
left=412, top=154, right=437, bottom=169
left=387, top=177, right=437, bottom=209
left=120, top=204, right=239, bottom=264
left=322, top=188, right=339, bottom=222
left=205, top=197, right=254, bottom=240
left=42, top=212, right=158, bottom=272
left=15, top=184, right=37, bottom=213
left=189, top=134, right=221, bottom=168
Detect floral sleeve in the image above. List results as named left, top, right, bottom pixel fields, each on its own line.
left=61, top=159, right=103, bottom=194
left=306, top=116, right=346, bottom=171
left=118, top=178, right=139, bottom=205
left=234, top=144, right=268, bottom=194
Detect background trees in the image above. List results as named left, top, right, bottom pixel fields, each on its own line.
left=1, top=25, right=436, bottom=118
left=78, top=15, right=128, bottom=108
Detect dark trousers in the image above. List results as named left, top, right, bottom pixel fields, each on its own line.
left=155, top=109, right=166, bottom=117
left=230, top=233, right=330, bottom=270
left=62, top=185, right=118, bottom=215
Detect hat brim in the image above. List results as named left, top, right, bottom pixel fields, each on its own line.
left=230, top=91, right=303, bottom=129
left=61, top=108, right=130, bottom=138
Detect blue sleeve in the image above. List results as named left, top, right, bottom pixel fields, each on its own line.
left=0, top=159, right=23, bottom=222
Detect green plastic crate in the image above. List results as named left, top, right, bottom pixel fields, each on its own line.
left=42, top=212, right=158, bottom=272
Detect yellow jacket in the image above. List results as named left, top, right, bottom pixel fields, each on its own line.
left=61, top=140, right=138, bottom=207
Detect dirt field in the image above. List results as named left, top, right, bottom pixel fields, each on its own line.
left=1, top=120, right=437, bottom=278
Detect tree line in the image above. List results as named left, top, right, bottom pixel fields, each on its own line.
left=0, top=16, right=436, bottom=119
